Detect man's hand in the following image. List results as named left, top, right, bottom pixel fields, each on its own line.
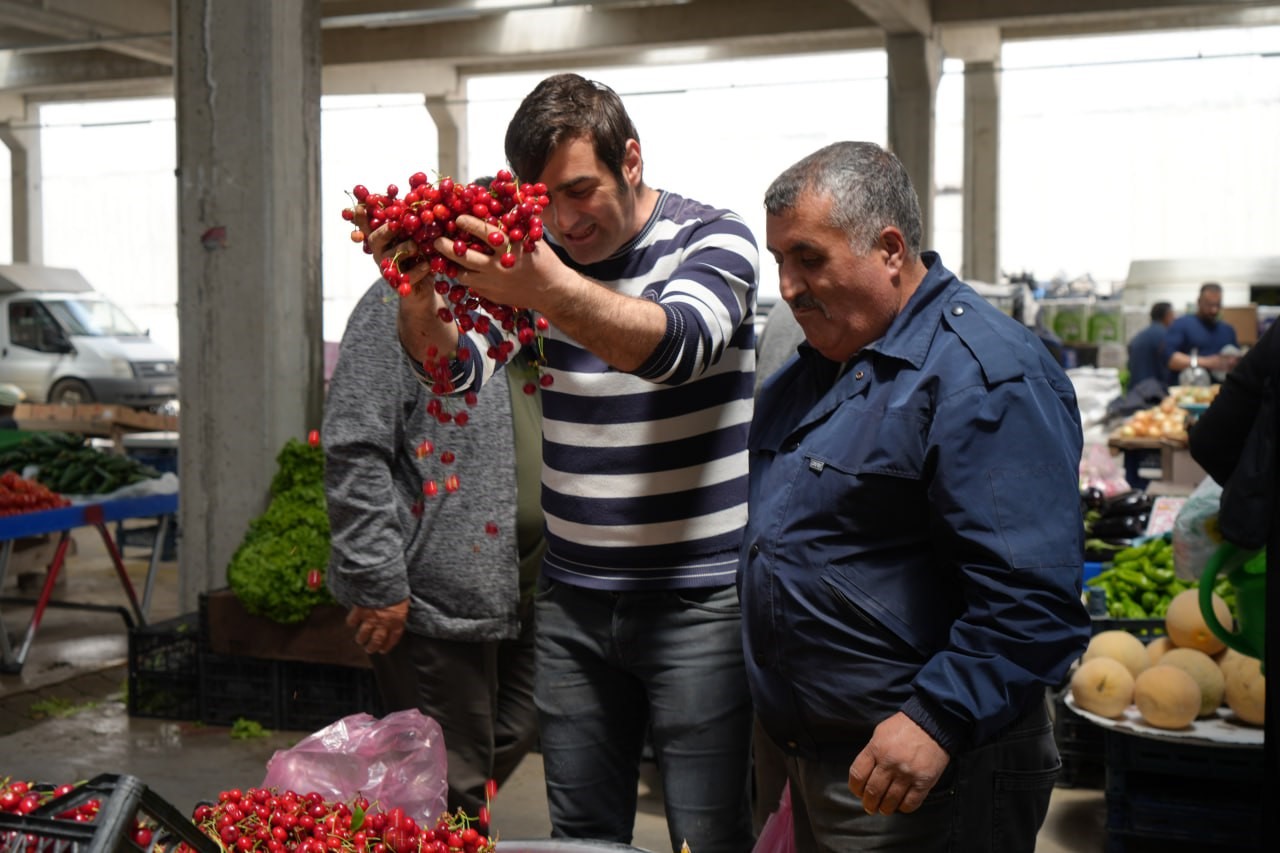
left=346, top=599, right=410, bottom=655
left=848, top=712, right=951, bottom=815
left=435, top=213, right=574, bottom=316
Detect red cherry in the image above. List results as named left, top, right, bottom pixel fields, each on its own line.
left=484, top=522, right=499, bottom=537
left=523, top=381, right=537, bottom=395
left=423, top=480, right=439, bottom=497
left=306, top=569, right=323, bottom=590
left=535, top=316, right=549, bottom=331
left=539, top=373, right=555, bottom=388
left=500, top=252, right=517, bottom=268
left=307, top=429, right=320, bottom=447
left=440, top=451, right=456, bottom=465
left=444, top=474, right=461, bottom=493
left=454, top=411, right=470, bottom=426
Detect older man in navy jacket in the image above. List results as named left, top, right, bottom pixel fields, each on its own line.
left=742, top=142, right=1090, bottom=852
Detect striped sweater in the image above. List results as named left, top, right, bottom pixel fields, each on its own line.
left=422, top=190, right=759, bottom=590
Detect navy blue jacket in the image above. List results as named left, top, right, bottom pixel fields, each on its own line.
left=740, top=254, right=1090, bottom=762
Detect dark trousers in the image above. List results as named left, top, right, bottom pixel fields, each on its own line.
left=780, top=693, right=1059, bottom=852
left=370, top=603, right=538, bottom=815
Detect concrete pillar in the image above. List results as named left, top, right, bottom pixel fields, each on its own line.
left=0, top=104, right=43, bottom=263
left=962, top=60, right=1000, bottom=284
left=886, top=33, right=941, bottom=249
left=174, top=0, right=323, bottom=611
left=425, top=94, right=467, bottom=183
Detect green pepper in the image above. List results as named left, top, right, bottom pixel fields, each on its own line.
left=1152, top=595, right=1172, bottom=618
left=1115, top=567, right=1155, bottom=591
left=1123, top=598, right=1148, bottom=619
left=1145, top=566, right=1176, bottom=585
left=1141, top=590, right=1159, bottom=610
left=1111, top=545, right=1146, bottom=563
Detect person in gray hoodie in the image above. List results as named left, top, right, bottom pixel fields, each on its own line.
left=322, top=279, right=546, bottom=815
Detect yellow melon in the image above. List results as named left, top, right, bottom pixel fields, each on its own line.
left=1083, top=629, right=1149, bottom=679
left=1133, top=665, right=1201, bottom=730
left=1070, top=656, right=1135, bottom=719
left=1223, top=654, right=1266, bottom=726
left=1157, top=647, right=1225, bottom=717
left=1146, top=635, right=1175, bottom=667
left=1165, top=589, right=1231, bottom=655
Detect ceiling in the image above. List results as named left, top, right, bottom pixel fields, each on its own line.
left=2, top=0, right=1279, bottom=108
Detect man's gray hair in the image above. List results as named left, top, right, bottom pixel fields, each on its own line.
left=764, top=141, right=922, bottom=257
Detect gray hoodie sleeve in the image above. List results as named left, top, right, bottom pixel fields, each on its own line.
left=322, top=283, right=414, bottom=608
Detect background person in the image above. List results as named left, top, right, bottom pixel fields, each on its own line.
left=1126, top=301, right=1175, bottom=390
left=359, top=73, right=759, bottom=852
left=323, top=278, right=545, bottom=816
left=742, top=141, right=1090, bottom=851
left=0, top=384, right=23, bottom=430
left=1165, top=282, right=1240, bottom=381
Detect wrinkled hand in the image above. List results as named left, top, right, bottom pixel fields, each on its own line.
left=848, top=712, right=951, bottom=815
left=346, top=599, right=410, bottom=655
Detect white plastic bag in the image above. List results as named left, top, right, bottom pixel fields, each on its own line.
left=1171, top=476, right=1223, bottom=580
left=261, top=708, right=448, bottom=823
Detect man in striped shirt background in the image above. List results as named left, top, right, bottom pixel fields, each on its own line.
left=364, top=73, right=759, bottom=852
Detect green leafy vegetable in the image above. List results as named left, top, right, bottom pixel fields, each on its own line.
left=226, top=438, right=334, bottom=624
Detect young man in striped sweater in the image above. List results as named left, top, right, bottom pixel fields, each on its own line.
left=359, top=73, right=759, bottom=852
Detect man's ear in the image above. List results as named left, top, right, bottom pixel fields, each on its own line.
left=879, top=227, right=907, bottom=274
left=623, top=139, right=644, bottom=188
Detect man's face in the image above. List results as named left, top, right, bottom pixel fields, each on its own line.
left=765, top=190, right=902, bottom=363
left=1197, top=290, right=1222, bottom=324
left=537, top=134, right=642, bottom=266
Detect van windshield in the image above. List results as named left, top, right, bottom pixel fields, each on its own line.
left=44, top=298, right=143, bottom=337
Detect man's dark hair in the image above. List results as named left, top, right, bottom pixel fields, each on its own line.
left=1199, top=282, right=1223, bottom=298
left=504, top=73, right=639, bottom=187
left=1150, top=302, right=1173, bottom=323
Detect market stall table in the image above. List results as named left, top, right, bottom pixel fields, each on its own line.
left=0, top=492, right=177, bottom=673
left=1064, top=693, right=1263, bottom=850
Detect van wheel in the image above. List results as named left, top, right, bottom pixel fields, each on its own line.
left=49, top=379, right=94, bottom=406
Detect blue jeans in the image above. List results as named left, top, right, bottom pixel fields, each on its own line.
left=782, top=694, right=1059, bottom=852
left=534, top=579, right=755, bottom=853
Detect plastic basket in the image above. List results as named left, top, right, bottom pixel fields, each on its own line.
left=0, top=773, right=217, bottom=853
left=197, top=651, right=280, bottom=728
left=1089, top=617, right=1166, bottom=641
left=1103, top=730, right=1265, bottom=851
left=278, top=660, right=381, bottom=732
left=127, top=612, right=200, bottom=721
left=1051, top=690, right=1104, bottom=789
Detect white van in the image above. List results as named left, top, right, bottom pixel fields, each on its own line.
left=0, top=263, right=178, bottom=408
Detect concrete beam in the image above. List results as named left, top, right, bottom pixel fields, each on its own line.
left=321, top=0, right=875, bottom=66
left=843, top=0, right=932, bottom=35
left=175, top=0, right=324, bottom=609
left=0, top=51, right=169, bottom=96
left=0, top=104, right=41, bottom=264
left=322, top=61, right=457, bottom=97
left=0, top=0, right=172, bottom=67
left=886, top=33, right=942, bottom=249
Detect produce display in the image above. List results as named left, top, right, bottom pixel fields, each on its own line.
left=1082, top=488, right=1153, bottom=545
left=1069, top=589, right=1265, bottom=729
left=0, top=430, right=161, bottom=495
left=226, top=436, right=334, bottom=624
left=0, top=780, right=497, bottom=853
left=1083, top=534, right=1220, bottom=620
left=0, top=470, right=71, bottom=516
left=1111, top=384, right=1219, bottom=442
left=180, top=788, right=496, bottom=853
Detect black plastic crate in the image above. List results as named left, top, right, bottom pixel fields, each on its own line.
left=197, top=651, right=280, bottom=728
left=1089, top=617, right=1166, bottom=641
left=1051, top=690, right=1104, bottom=789
left=278, top=660, right=381, bottom=732
left=0, top=773, right=217, bottom=853
left=1106, top=787, right=1263, bottom=851
left=127, top=612, right=200, bottom=721
left=1103, top=731, right=1265, bottom=851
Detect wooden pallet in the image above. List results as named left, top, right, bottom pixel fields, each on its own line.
left=13, top=403, right=178, bottom=449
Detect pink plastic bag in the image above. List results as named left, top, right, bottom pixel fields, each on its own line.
left=261, top=708, right=449, bottom=823
left=752, top=781, right=795, bottom=853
